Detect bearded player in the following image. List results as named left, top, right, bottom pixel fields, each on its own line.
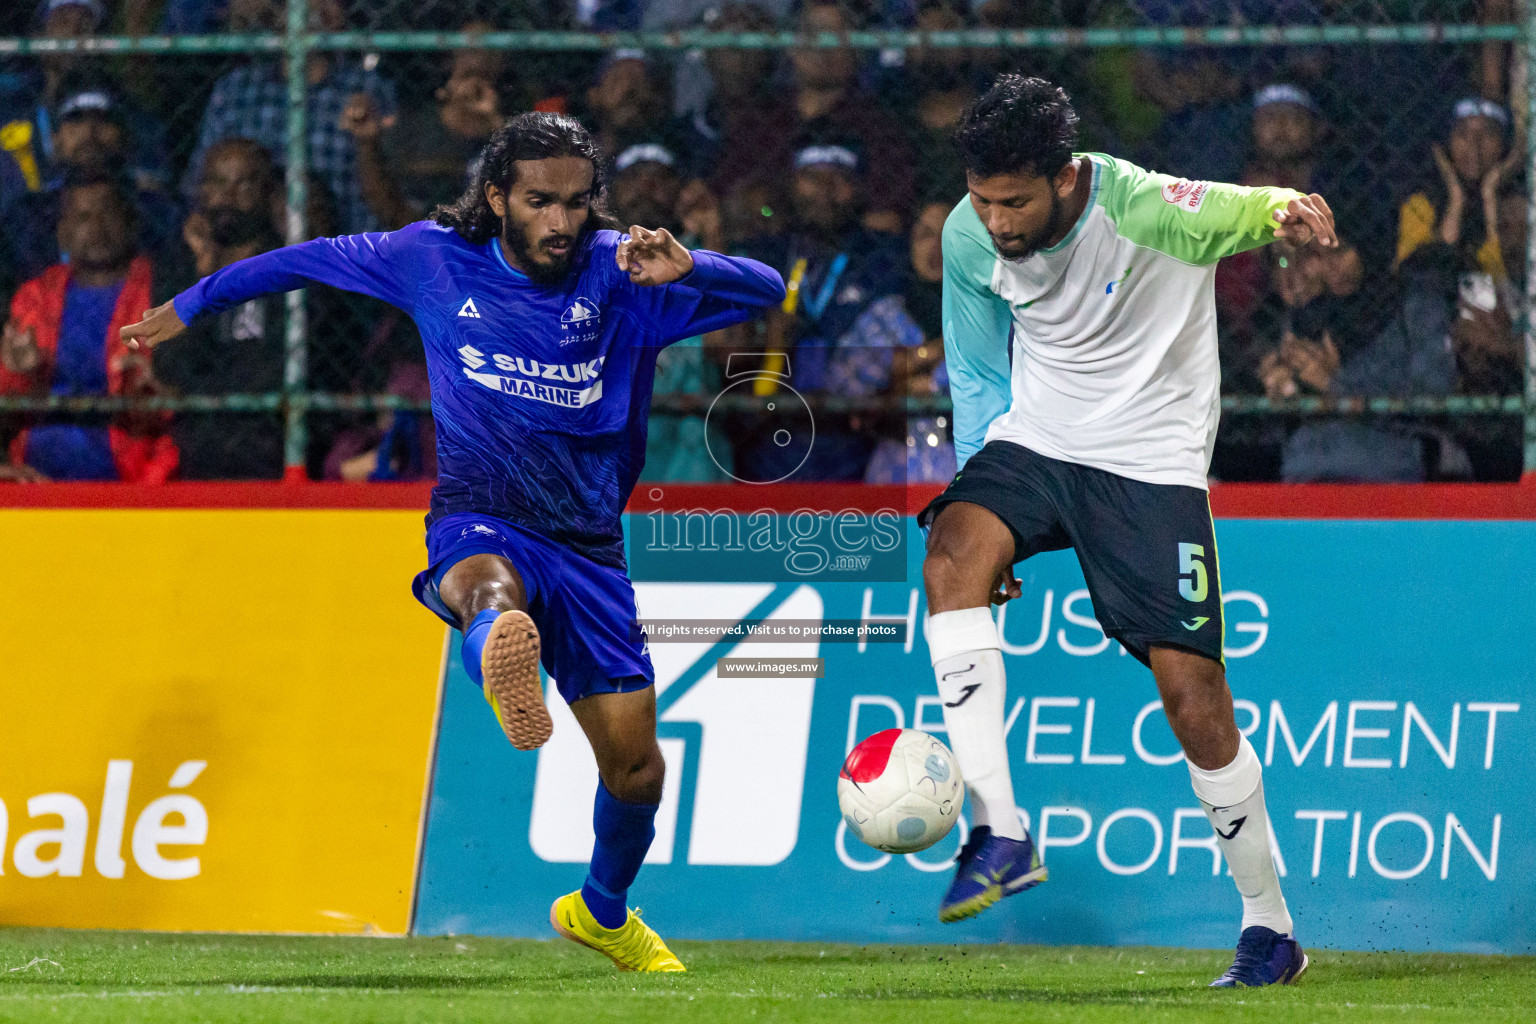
left=921, top=76, right=1335, bottom=987
left=121, top=113, right=785, bottom=972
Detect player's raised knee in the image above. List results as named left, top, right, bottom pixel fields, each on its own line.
left=440, top=553, right=528, bottom=626
left=463, top=577, right=524, bottom=622
left=605, top=744, right=665, bottom=806
left=923, top=506, right=1012, bottom=611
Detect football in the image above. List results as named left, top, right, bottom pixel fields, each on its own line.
left=838, top=728, right=964, bottom=854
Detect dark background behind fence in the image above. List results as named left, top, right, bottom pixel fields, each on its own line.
left=1, top=1, right=1530, bottom=485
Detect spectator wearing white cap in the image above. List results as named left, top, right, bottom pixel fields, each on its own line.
left=1, top=1, right=107, bottom=217
left=1389, top=96, right=1526, bottom=480
left=1262, top=93, right=1529, bottom=484
left=712, top=1, right=916, bottom=234
left=609, top=139, right=727, bottom=264
left=1396, top=97, right=1522, bottom=281
left=612, top=145, right=681, bottom=236
left=734, top=142, right=908, bottom=481
left=1243, top=85, right=1325, bottom=194
left=603, top=139, right=737, bottom=483
left=1128, top=0, right=1287, bottom=187
left=2, top=74, right=182, bottom=289
left=1214, top=82, right=1348, bottom=408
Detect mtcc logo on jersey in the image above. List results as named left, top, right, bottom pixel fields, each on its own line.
left=561, top=297, right=599, bottom=326
left=529, top=584, right=822, bottom=866
left=559, top=297, right=601, bottom=346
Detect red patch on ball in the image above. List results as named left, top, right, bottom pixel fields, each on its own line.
left=840, top=728, right=902, bottom=783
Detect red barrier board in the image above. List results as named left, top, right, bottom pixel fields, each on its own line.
left=1, top=480, right=1534, bottom=518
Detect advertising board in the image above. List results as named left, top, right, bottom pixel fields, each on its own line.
left=0, top=510, right=442, bottom=933
left=414, top=519, right=1534, bottom=953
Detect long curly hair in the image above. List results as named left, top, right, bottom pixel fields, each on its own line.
left=433, top=112, right=611, bottom=244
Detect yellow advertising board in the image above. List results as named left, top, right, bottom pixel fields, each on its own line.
left=0, top=510, right=444, bottom=933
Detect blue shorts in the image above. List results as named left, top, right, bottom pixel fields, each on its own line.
left=411, top=513, right=654, bottom=704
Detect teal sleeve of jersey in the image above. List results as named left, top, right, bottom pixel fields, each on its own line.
left=942, top=201, right=1013, bottom=468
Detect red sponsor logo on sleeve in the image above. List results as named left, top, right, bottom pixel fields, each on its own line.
left=1160, top=178, right=1210, bottom=212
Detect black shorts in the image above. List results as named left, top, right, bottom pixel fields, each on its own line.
left=918, top=440, right=1224, bottom=667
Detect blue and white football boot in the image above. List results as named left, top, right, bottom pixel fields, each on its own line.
left=938, top=825, right=1048, bottom=923
left=1210, top=926, right=1310, bottom=987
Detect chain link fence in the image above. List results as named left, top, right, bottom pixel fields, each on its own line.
left=0, top=1, right=1530, bottom=484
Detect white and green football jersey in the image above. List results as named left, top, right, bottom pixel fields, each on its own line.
left=943, top=152, right=1305, bottom=489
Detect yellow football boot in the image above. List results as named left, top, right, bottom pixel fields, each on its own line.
left=549, top=890, right=686, bottom=972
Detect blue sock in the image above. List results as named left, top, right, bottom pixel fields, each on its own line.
left=581, top=781, right=658, bottom=930
left=461, top=608, right=500, bottom=687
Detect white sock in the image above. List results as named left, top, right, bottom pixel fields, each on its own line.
left=1187, top=737, right=1293, bottom=936
left=927, top=607, right=1023, bottom=841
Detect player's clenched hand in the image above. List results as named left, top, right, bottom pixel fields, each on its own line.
left=0, top=461, right=48, bottom=483
left=616, top=225, right=695, bottom=287
left=1281, top=329, right=1340, bottom=393
left=1, top=320, right=41, bottom=375
left=991, top=569, right=1022, bottom=606
left=339, top=92, right=396, bottom=142
left=1273, top=193, right=1337, bottom=248
left=120, top=301, right=188, bottom=352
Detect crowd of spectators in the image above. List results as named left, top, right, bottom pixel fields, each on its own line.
left=0, top=0, right=1526, bottom=484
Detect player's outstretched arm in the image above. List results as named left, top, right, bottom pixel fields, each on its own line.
left=124, top=230, right=418, bottom=349
left=120, top=301, right=187, bottom=351
left=1108, top=157, right=1335, bottom=264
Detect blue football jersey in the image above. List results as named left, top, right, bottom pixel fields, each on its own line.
left=173, top=222, right=785, bottom=566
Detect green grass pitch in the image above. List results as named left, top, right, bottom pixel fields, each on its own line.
left=0, top=929, right=1531, bottom=1023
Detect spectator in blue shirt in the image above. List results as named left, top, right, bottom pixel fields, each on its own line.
left=154, top=0, right=228, bottom=33
left=184, top=0, right=397, bottom=234
left=858, top=198, right=956, bottom=485
left=0, top=173, right=178, bottom=483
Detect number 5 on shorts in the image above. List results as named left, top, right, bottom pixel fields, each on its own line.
left=1178, top=542, right=1208, bottom=603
